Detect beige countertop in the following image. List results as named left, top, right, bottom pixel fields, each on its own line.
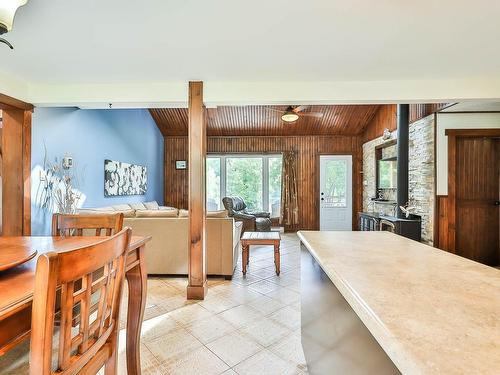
left=297, top=231, right=500, bottom=375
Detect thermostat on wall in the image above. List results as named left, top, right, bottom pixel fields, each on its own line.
left=175, top=160, right=187, bottom=169
left=62, top=156, right=73, bottom=169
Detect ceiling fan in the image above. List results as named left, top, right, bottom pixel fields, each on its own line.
left=266, top=105, right=324, bottom=123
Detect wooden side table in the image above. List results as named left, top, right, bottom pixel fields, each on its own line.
left=240, top=231, right=281, bottom=276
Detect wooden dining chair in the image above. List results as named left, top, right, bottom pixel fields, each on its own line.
left=52, top=213, right=124, bottom=237
left=30, top=228, right=132, bottom=375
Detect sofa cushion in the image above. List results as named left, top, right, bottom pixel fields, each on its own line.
left=207, top=210, right=228, bottom=218
left=159, top=206, right=177, bottom=211
left=129, top=202, right=147, bottom=210
left=112, top=204, right=132, bottom=211
left=78, top=208, right=136, bottom=218
left=77, top=209, right=115, bottom=215
left=144, top=201, right=160, bottom=210
left=233, top=221, right=243, bottom=249
left=116, top=209, right=136, bottom=218
left=135, top=209, right=179, bottom=217
left=78, top=206, right=114, bottom=212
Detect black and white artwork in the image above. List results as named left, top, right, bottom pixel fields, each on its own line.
left=104, top=159, right=147, bottom=196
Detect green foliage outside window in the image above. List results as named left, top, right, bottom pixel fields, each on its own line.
left=325, top=160, right=347, bottom=206
left=226, top=158, right=263, bottom=210
left=206, top=158, right=221, bottom=210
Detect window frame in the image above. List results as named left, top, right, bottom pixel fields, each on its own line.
left=206, top=153, right=282, bottom=213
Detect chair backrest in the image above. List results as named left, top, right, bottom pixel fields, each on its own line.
left=222, top=196, right=247, bottom=216
left=30, top=228, right=132, bottom=375
left=52, top=213, right=124, bottom=237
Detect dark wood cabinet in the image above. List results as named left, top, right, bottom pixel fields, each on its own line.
left=358, top=212, right=421, bottom=242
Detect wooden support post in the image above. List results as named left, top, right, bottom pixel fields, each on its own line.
left=187, top=81, right=207, bottom=300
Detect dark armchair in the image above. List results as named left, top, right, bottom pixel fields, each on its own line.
left=222, top=196, right=272, bottom=233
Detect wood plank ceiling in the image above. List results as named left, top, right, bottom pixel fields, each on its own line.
left=150, top=105, right=382, bottom=137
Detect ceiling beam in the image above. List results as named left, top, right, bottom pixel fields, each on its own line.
left=22, top=78, right=500, bottom=108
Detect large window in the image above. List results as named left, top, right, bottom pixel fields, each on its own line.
left=206, top=158, right=221, bottom=211
left=206, top=154, right=283, bottom=216
left=226, top=157, right=263, bottom=210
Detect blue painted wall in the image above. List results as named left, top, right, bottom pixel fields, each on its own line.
left=31, top=107, right=164, bottom=235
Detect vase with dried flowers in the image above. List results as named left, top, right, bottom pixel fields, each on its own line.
left=35, top=146, right=85, bottom=214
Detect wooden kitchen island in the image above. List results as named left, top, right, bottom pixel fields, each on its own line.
left=297, top=231, right=500, bottom=375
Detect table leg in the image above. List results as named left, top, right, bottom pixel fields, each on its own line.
left=125, top=245, right=147, bottom=375
left=274, top=243, right=280, bottom=276
left=242, top=245, right=248, bottom=275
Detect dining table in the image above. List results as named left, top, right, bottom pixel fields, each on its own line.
left=0, top=235, right=151, bottom=375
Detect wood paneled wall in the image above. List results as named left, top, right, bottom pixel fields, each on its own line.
left=409, top=103, right=450, bottom=124
left=362, top=105, right=397, bottom=143
left=362, top=104, right=450, bottom=143
left=164, top=137, right=189, bottom=211
left=164, top=135, right=363, bottom=230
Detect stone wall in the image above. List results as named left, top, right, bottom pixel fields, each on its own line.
left=408, top=115, right=435, bottom=245
left=362, top=132, right=397, bottom=216
left=362, top=115, right=435, bottom=244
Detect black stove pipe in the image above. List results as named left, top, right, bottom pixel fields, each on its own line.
left=396, top=104, right=409, bottom=218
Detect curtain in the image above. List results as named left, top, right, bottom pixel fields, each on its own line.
left=280, top=151, right=299, bottom=228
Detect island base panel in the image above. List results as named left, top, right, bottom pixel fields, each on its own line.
left=300, top=243, right=401, bottom=375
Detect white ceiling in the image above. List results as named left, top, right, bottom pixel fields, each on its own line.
left=1, top=0, right=500, bottom=106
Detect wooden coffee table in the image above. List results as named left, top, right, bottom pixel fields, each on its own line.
left=241, top=231, right=281, bottom=276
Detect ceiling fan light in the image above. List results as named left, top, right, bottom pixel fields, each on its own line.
left=281, top=112, right=299, bottom=122
left=0, top=0, right=27, bottom=34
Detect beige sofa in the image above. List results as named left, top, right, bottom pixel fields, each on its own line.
left=125, top=216, right=242, bottom=277
left=78, top=202, right=242, bottom=279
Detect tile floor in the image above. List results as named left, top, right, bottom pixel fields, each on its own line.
left=0, top=233, right=307, bottom=375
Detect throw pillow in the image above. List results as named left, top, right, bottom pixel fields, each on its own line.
left=129, top=202, right=147, bottom=210
left=144, top=201, right=160, bottom=210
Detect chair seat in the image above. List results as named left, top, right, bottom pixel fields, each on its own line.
left=255, top=217, right=272, bottom=231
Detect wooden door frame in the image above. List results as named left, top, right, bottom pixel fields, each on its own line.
left=444, top=128, right=500, bottom=253
left=1, top=93, right=33, bottom=236
left=315, top=152, right=358, bottom=231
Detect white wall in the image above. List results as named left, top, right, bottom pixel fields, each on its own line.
left=436, top=113, right=500, bottom=195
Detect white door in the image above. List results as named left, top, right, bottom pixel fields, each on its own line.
left=319, top=155, right=353, bottom=231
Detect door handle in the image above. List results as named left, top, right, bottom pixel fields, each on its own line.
left=495, top=201, right=500, bottom=206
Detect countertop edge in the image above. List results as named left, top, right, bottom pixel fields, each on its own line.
left=297, top=230, right=420, bottom=375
